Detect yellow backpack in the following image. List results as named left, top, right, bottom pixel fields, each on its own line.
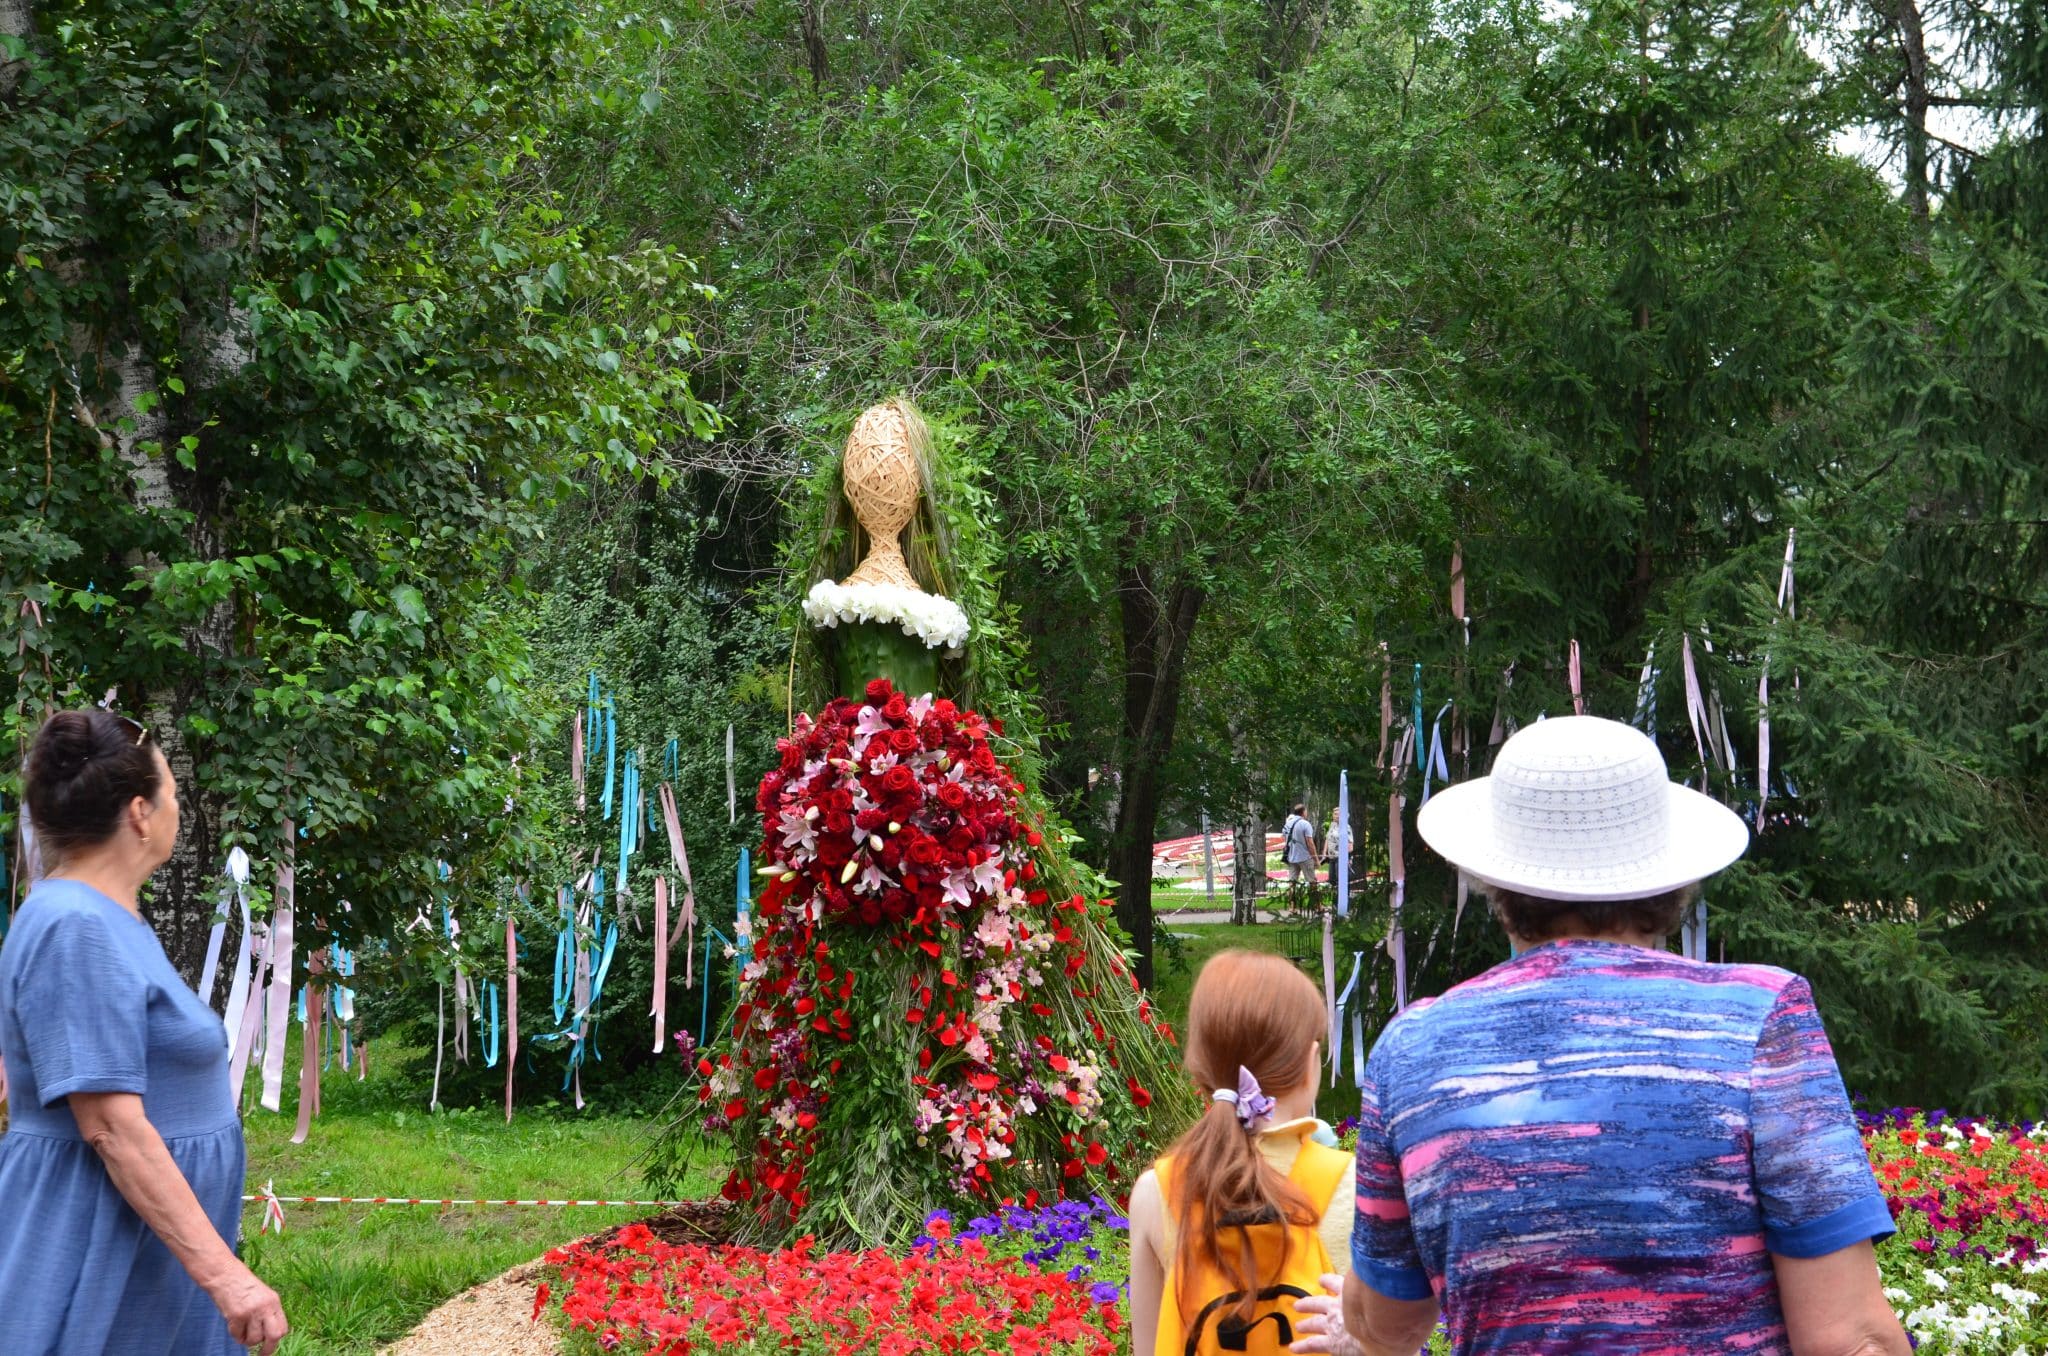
left=1153, top=1137, right=1352, bottom=1356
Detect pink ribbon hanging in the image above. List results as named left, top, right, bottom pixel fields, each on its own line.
left=504, top=914, right=518, bottom=1123
left=651, top=875, right=669, bottom=1053
left=658, top=784, right=698, bottom=987
left=290, top=951, right=325, bottom=1145
left=1568, top=639, right=1586, bottom=716
left=1388, top=788, right=1409, bottom=1012
left=454, top=967, right=470, bottom=1065
left=227, top=922, right=268, bottom=1104
left=259, top=821, right=296, bottom=1113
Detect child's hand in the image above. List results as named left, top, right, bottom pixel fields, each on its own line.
left=1290, top=1273, right=1362, bottom=1356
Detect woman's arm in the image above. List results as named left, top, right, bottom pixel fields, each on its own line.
left=1774, top=1241, right=1911, bottom=1356
left=68, top=1092, right=288, bottom=1356
left=1340, top=1265, right=1439, bottom=1356
left=1129, top=1169, right=1167, bottom=1355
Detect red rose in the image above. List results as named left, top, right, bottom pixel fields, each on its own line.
left=933, top=698, right=958, bottom=720
left=888, top=728, right=919, bottom=754
left=883, top=693, right=910, bottom=721
left=936, top=783, right=968, bottom=809
left=865, top=678, right=894, bottom=704
left=824, top=811, right=854, bottom=837
left=881, top=765, right=917, bottom=795
left=906, top=835, right=943, bottom=867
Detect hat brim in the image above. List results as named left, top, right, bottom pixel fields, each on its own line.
left=1415, top=777, right=1750, bottom=902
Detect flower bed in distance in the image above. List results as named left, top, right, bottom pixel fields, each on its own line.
left=548, top=1223, right=1122, bottom=1356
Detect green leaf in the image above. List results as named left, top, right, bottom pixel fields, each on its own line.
left=390, top=584, right=429, bottom=625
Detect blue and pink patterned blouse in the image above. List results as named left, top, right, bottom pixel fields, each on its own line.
left=1353, top=938, right=1893, bottom=1355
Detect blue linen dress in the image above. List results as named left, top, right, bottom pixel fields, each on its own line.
left=0, top=878, right=246, bottom=1355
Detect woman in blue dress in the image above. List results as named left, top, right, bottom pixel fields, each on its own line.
left=0, top=709, right=287, bottom=1355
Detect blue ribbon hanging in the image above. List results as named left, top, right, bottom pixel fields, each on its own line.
left=1412, top=663, right=1427, bottom=772
left=601, top=703, right=618, bottom=821
left=551, top=888, right=573, bottom=1024
left=483, top=980, right=501, bottom=1067
left=1334, top=770, right=1351, bottom=918
left=586, top=672, right=602, bottom=759
left=1421, top=702, right=1452, bottom=804
left=736, top=845, right=751, bottom=935
left=560, top=922, right=620, bottom=1088
left=616, top=750, right=637, bottom=887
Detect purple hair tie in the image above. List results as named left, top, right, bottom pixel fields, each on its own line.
left=1210, top=1065, right=1276, bottom=1130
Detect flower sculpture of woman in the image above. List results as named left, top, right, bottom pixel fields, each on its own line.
left=699, top=400, right=1190, bottom=1248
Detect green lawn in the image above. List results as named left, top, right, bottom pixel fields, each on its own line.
left=0, top=925, right=1321, bottom=1354
left=1152, top=918, right=1361, bottom=1124
left=239, top=1041, right=704, bottom=1355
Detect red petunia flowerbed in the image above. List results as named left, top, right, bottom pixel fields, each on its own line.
left=545, top=1223, right=1122, bottom=1356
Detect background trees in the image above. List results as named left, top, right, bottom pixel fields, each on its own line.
left=6, top=0, right=2045, bottom=1111
left=1, top=0, right=713, bottom=972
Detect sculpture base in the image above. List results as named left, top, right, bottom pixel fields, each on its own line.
left=831, top=621, right=940, bottom=701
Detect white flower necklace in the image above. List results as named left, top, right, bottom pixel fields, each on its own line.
left=802, top=579, right=970, bottom=654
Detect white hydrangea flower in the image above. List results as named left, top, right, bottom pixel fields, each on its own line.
left=802, top=580, right=970, bottom=654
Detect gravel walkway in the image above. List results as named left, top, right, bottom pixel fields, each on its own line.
left=379, top=1257, right=558, bottom=1356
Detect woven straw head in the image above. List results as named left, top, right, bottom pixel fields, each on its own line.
left=839, top=401, right=923, bottom=591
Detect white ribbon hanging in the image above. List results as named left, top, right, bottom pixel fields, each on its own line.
left=258, top=822, right=296, bottom=1113
left=1759, top=529, right=1796, bottom=830
left=1331, top=951, right=1362, bottom=1077
left=1681, top=634, right=1711, bottom=781
left=218, top=848, right=256, bottom=1047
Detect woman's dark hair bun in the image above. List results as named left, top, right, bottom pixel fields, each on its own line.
left=23, top=709, right=164, bottom=863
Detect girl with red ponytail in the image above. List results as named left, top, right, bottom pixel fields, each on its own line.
left=1129, top=949, right=1356, bottom=1356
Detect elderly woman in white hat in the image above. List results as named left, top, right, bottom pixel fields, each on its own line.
left=1294, top=716, right=1907, bottom=1356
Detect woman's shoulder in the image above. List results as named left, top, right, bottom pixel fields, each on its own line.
left=5, top=880, right=142, bottom=960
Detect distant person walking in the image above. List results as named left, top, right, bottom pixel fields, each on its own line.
left=0, top=710, right=288, bottom=1356
left=1280, top=803, right=1318, bottom=896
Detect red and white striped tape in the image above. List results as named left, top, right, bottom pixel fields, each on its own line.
left=243, top=1182, right=682, bottom=1233
left=243, top=1194, right=684, bottom=1207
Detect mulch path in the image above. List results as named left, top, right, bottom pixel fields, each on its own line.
left=379, top=1200, right=736, bottom=1356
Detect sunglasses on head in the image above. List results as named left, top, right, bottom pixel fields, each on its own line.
left=113, top=714, right=152, bottom=747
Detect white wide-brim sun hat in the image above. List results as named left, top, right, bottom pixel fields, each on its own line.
left=1416, top=715, right=1750, bottom=902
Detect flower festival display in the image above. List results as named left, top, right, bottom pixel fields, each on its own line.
left=699, top=678, right=1177, bottom=1242
left=692, top=400, right=1189, bottom=1247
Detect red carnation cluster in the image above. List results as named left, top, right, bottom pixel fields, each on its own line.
left=754, top=678, right=1023, bottom=929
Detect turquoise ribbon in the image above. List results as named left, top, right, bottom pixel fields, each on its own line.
left=1412, top=663, right=1426, bottom=772
left=601, top=703, right=617, bottom=821
left=483, top=981, right=501, bottom=1067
